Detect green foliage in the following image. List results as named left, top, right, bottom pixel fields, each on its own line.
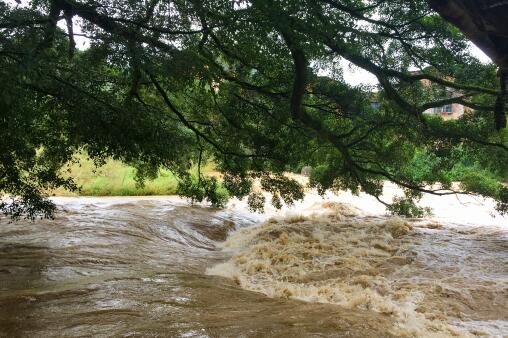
left=309, top=164, right=337, bottom=195
left=496, top=187, right=508, bottom=215
left=387, top=196, right=432, bottom=218
left=177, top=174, right=228, bottom=208
left=260, top=174, right=304, bottom=206
left=222, top=174, right=253, bottom=199
left=1, top=0, right=507, bottom=218
left=247, top=192, right=266, bottom=213
left=402, top=148, right=447, bottom=184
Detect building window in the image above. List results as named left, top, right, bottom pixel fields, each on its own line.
left=433, top=105, right=452, bottom=114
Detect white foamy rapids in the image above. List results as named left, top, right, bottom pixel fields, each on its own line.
left=208, top=202, right=508, bottom=337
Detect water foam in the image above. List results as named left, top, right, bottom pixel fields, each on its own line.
left=207, top=202, right=478, bottom=337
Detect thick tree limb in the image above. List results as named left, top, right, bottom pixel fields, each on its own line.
left=427, top=0, right=508, bottom=69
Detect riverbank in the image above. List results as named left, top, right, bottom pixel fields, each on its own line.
left=49, top=154, right=507, bottom=202
left=50, top=155, right=215, bottom=197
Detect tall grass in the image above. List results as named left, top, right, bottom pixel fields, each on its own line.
left=51, top=154, right=215, bottom=196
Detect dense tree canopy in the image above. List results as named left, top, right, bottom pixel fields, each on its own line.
left=1, top=0, right=507, bottom=219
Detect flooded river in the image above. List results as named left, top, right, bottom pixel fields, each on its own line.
left=0, top=188, right=507, bottom=337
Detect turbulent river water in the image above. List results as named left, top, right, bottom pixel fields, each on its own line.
left=0, top=185, right=507, bottom=337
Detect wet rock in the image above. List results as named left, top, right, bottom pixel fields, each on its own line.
left=300, top=166, right=312, bottom=177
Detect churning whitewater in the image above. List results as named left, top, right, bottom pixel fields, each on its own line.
left=208, top=193, right=508, bottom=337
left=0, top=189, right=507, bottom=337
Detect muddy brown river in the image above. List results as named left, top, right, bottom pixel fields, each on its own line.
left=0, top=190, right=507, bottom=337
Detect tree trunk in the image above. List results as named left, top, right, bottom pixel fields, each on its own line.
left=428, top=0, right=508, bottom=129
left=428, top=0, right=508, bottom=69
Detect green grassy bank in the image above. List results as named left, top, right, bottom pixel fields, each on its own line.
left=51, top=155, right=215, bottom=197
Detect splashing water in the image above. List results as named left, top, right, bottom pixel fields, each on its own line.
left=209, top=188, right=508, bottom=337
left=0, top=187, right=506, bottom=337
